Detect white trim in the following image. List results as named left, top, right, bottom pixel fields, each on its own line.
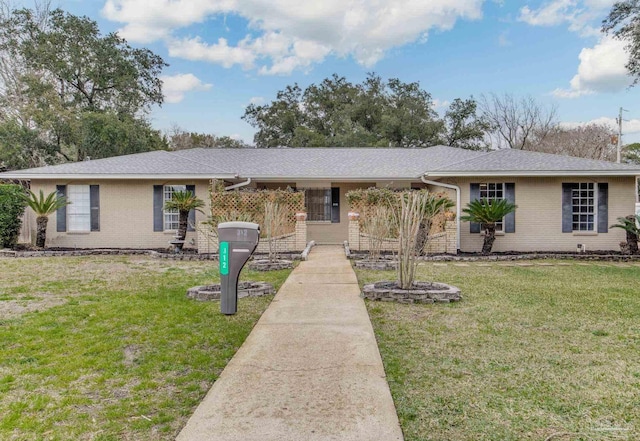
left=4, top=170, right=640, bottom=181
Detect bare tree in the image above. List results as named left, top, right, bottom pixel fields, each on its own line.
left=479, top=93, right=558, bottom=150
left=528, top=123, right=617, bottom=161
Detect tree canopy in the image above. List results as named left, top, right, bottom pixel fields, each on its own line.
left=0, top=6, right=168, bottom=169
left=243, top=74, right=487, bottom=149
left=603, top=1, right=640, bottom=85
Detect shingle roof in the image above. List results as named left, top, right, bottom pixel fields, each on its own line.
left=1, top=145, right=639, bottom=180
left=429, top=148, right=640, bottom=175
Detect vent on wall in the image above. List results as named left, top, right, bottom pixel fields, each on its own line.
left=576, top=243, right=586, bottom=253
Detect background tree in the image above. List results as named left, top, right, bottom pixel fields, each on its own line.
left=0, top=6, right=168, bottom=167
left=168, top=125, right=249, bottom=150
left=243, top=73, right=444, bottom=148
left=22, top=189, right=68, bottom=248
left=603, top=1, right=640, bottom=84
left=622, top=142, right=640, bottom=163
left=442, top=98, right=491, bottom=150
left=460, top=199, right=517, bottom=255
left=527, top=123, right=617, bottom=160
left=479, top=93, right=557, bottom=150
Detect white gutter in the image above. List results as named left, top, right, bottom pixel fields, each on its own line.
left=225, top=177, right=252, bottom=191
left=421, top=175, right=461, bottom=252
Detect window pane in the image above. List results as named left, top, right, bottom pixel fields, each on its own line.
left=305, top=189, right=331, bottom=221
left=570, top=183, right=595, bottom=231
left=479, top=183, right=504, bottom=231
left=67, top=185, right=90, bottom=231
left=163, top=185, right=186, bottom=230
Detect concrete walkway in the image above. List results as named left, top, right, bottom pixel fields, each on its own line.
left=176, top=246, right=403, bottom=441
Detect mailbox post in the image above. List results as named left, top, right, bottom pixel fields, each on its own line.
left=218, top=222, right=260, bottom=315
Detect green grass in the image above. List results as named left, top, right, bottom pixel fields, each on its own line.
left=355, top=261, right=640, bottom=441
left=0, top=256, right=291, bottom=440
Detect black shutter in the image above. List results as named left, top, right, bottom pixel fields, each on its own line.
left=90, top=185, right=100, bottom=232
left=469, top=183, right=480, bottom=233
left=56, top=185, right=67, bottom=232
left=561, top=183, right=575, bottom=233
left=504, top=183, right=516, bottom=233
left=331, top=187, right=340, bottom=223
left=186, top=185, right=196, bottom=232
left=597, top=183, right=608, bottom=233
left=153, top=185, right=163, bottom=232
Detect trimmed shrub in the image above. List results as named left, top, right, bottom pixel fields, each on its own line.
left=0, top=184, right=27, bottom=248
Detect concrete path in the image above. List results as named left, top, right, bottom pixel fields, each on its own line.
left=176, top=245, right=403, bottom=441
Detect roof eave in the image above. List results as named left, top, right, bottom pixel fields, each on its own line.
left=425, top=170, right=640, bottom=178
left=0, top=173, right=238, bottom=180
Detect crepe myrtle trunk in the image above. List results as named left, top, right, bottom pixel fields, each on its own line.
left=36, top=216, right=48, bottom=249
left=482, top=223, right=497, bottom=255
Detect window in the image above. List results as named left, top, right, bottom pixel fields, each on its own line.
left=305, top=189, right=331, bottom=221
left=479, top=183, right=504, bottom=231
left=163, top=185, right=185, bottom=230
left=571, top=182, right=595, bottom=231
left=67, top=185, right=91, bottom=232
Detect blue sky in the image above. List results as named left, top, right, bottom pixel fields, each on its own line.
left=17, top=0, right=640, bottom=144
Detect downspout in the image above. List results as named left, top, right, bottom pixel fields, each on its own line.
left=225, top=177, right=252, bottom=191
left=421, top=175, right=461, bottom=252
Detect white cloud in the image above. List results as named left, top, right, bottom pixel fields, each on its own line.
left=167, top=36, right=256, bottom=69
left=518, top=0, right=616, bottom=36
left=102, top=0, right=485, bottom=74
left=249, top=96, right=265, bottom=105
left=432, top=99, right=451, bottom=110
left=552, top=35, right=630, bottom=98
left=562, top=116, right=640, bottom=134
left=160, top=73, right=212, bottom=103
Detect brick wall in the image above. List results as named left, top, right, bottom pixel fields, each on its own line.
left=198, top=220, right=307, bottom=254
left=348, top=218, right=457, bottom=254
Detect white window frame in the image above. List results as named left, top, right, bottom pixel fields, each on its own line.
left=305, top=188, right=332, bottom=222
left=479, top=182, right=505, bottom=232
left=571, top=182, right=597, bottom=232
left=67, top=185, right=91, bottom=232
left=163, top=185, right=186, bottom=231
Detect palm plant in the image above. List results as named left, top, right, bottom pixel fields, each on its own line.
left=22, top=189, right=69, bottom=248
left=164, top=190, right=205, bottom=252
left=416, top=195, right=454, bottom=254
left=611, top=214, right=640, bottom=254
left=461, top=198, right=517, bottom=255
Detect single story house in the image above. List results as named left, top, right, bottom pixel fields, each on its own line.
left=2, top=146, right=640, bottom=253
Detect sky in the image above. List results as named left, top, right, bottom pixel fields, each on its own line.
left=12, top=0, right=640, bottom=145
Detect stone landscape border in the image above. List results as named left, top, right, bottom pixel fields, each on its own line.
left=362, top=281, right=462, bottom=304
left=343, top=242, right=640, bottom=263
left=186, top=281, right=275, bottom=301
left=0, top=249, right=304, bottom=261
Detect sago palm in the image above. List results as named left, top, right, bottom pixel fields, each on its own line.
left=461, top=198, right=517, bottom=255
left=22, top=189, right=69, bottom=248
left=611, top=214, right=640, bottom=254
left=164, top=190, right=205, bottom=251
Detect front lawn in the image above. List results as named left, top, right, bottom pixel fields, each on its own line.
left=0, top=255, right=291, bottom=441
left=355, top=261, right=640, bottom=441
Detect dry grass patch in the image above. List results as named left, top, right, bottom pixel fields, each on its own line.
left=356, top=261, right=640, bottom=441
left=0, top=255, right=291, bottom=440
